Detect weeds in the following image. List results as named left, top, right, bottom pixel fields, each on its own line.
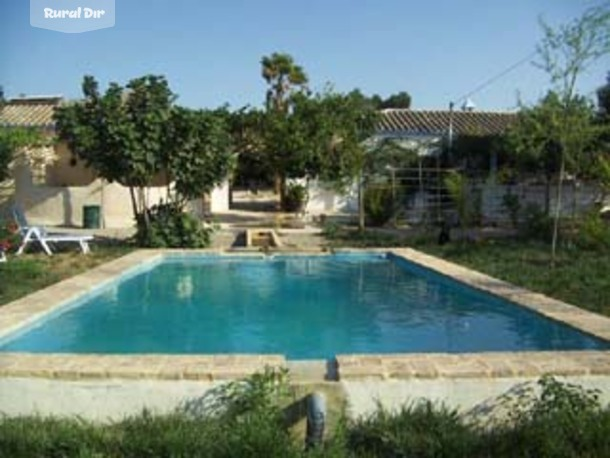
left=1, top=374, right=608, bottom=457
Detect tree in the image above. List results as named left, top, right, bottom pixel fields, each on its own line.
left=55, top=75, right=234, bottom=243
left=261, top=53, right=309, bottom=112
left=55, top=75, right=174, bottom=220
left=533, top=4, right=610, bottom=263
left=226, top=107, right=268, bottom=188
left=379, top=91, right=411, bottom=109
left=0, top=128, right=52, bottom=182
left=598, top=72, right=610, bottom=117
left=293, top=90, right=377, bottom=183
left=283, top=90, right=377, bottom=229
left=596, top=73, right=610, bottom=155
left=508, top=92, right=598, bottom=213
left=260, top=53, right=309, bottom=204
left=259, top=54, right=378, bottom=221
left=349, top=90, right=412, bottom=110
left=162, top=106, right=235, bottom=203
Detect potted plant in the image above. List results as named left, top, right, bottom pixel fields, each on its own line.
left=283, top=183, right=308, bottom=213
left=0, top=220, right=20, bottom=262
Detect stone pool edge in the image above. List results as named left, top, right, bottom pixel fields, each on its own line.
left=0, top=248, right=609, bottom=382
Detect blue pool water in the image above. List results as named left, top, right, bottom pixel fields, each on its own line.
left=1, top=253, right=607, bottom=359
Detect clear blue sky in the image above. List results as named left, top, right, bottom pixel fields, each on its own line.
left=1, top=0, right=608, bottom=111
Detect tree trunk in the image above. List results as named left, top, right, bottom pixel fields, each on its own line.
left=544, top=176, right=551, bottom=215
left=551, top=155, right=565, bottom=266
left=276, top=172, right=287, bottom=211
left=128, top=186, right=139, bottom=223
left=358, top=172, right=365, bottom=233
left=274, top=173, right=282, bottom=210
left=571, top=178, right=578, bottom=219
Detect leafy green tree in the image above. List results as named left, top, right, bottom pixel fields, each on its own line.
left=55, top=75, right=174, bottom=221
left=286, top=90, right=378, bottom=228
left=290, top=90, right=377, bottom=184
left=599, top=73, right=610, bottom=117
left=596, top=73, right=610, bottom=157
left=162, top=107, right=235, bottom=203
left=259, top=54, right=377, bottom=222
left=531, top=4, right=610, bottom=262
left=349, top=89, right=412, bottom=110
left=261, top=53, right=309, bottom=204
left=507, top=92, right=598, bottom=213
left=261, top=53, right=308, bottom=112
left=227, top=107, right=269, bottom=188
left=55, top=75, right=234, bottom=243
left=0, top=128, right=47, bottom=182
left=379, top=91, right=412, bottom=109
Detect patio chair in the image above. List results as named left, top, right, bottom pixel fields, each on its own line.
left=12, top=206, right=94, bottom=256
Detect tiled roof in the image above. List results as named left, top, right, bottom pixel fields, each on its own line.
left=378, top=109, right=516, bottom=137
left=0, top=96, right=62, bottom=128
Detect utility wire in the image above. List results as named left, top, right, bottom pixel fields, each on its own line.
left=452, top=50, right=538, bottom=105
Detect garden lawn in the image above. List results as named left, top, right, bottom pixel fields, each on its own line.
left=0, top=245, right=133, bottom=306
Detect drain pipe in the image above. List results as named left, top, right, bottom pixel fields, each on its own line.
left=305, top=392, right=326, bottom=449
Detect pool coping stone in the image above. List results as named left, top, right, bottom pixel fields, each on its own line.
left=0, top=248, right=609, bottom=381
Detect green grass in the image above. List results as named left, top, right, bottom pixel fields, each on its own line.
left=1, top=375, right=609, bottom=458
left=0, top=244, right=133, bottom=306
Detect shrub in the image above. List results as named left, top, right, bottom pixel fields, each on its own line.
left=322, top=221, right=340, bottom=239
left=574, top=210, right=610, bottom=251
left=0, top=218, right=20, bottom=255
left=347, top=400, right=477, bottom=458
left=484, top=375, right=610, bottom=457
left=364, top=185, right=393, bottom=226
left=444, top=171, right=469, bottom=228
left=0, top=416, right=108, bottom=457
left=501, top=192, right=521, bottom=228
left=1, top=375, right=609, bottom=457
left=519, top=203, right=553, bottom=241
left=283, top=183, right=308, bottom=212
left=135, top=203, right=213, bottom=248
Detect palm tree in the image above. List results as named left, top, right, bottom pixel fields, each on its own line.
left=261, top=53, right=308, bottom=113
left=260, top=53, right=309, bottom=206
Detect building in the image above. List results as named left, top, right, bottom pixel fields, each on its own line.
left=0, top=96, right=229, bottom=228
left=304, top=108, right=517, bottom=216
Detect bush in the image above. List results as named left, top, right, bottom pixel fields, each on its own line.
left=444, top=171, right=469, bottom=227
left=1, top=375, right=609, bottom=457
left=574, top=210, right=610, bottom=251
left=0, top=367, right=302, bottom=458
left=501, top=193, right=521, bottom=228
left=520, top=203, right=553, bottom=241
left=364, top=185, right=394, bottom=226
left=283, top=183, right=308, bottom=212
left=347, top=401, right=477, bottom=458
left=135, top=203, right=213, bottom=248
left=0, top=218, right=20, bottom=255
left=484, top=375, right=610, bottom=457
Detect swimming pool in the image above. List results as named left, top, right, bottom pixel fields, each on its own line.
left=1, top=252, right=607, bottom=359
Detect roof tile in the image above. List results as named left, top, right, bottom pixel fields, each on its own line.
left=0, top=97, right=62, bottom=128
left=378, top=109, right=516, bottom=136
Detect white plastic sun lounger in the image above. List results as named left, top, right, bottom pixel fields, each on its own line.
left=12, top=207, right=94, bottom=256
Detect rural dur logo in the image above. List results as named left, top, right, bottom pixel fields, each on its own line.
left=30, top=0, right=115, bottom=33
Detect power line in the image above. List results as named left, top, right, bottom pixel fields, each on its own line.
left=452, top=50, right=538, bottom=106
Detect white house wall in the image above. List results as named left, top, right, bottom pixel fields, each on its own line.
left=209, top=180, right=230, bottom=213
left=11, top=165, right=233, bottom=228
left=299, top=179, right=358, bottom=215
left=12, top=165, right=163, bottom=228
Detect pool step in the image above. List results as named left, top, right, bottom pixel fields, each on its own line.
left=287, top=360, right=337, bottom=381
